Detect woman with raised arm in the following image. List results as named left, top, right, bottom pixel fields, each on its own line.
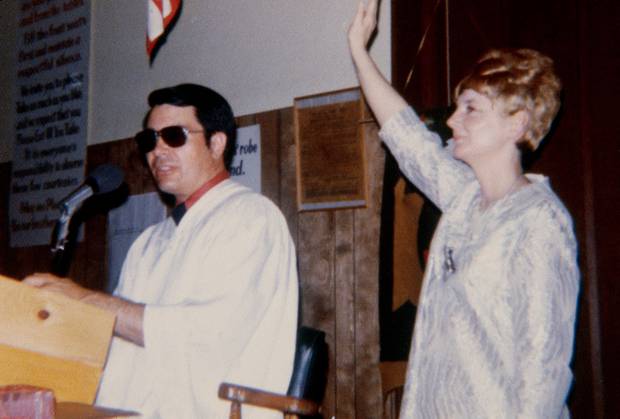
left=348, top=1, right=579, bottom=418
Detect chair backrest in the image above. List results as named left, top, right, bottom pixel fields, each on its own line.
left=286, top=326, right=328, bottom=404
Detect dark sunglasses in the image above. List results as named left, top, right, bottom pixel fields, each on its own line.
left=134, top=126, right=204, bottom=154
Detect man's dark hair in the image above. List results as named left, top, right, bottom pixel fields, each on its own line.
left=147, top=83, right=237, bottom=168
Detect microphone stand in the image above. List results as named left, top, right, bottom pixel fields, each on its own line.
left=48, top=163, right=125, bottom=277
left=50, top=203, right=79, bottom=276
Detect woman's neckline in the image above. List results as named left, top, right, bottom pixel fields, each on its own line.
left=478, top=174, right=532, bottom=212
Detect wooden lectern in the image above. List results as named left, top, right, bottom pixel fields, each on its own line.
left=0, top=274, right=139, bottom=418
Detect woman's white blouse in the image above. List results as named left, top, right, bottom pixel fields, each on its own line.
left=379, top=107, right=580, bottom=419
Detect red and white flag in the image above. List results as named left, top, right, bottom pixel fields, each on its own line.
left=147, top=0, right=181, bottom=57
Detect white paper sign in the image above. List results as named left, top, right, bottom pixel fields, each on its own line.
left=230, top=124, right=261, bottom=193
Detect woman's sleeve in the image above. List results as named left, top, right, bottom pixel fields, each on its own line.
left=379, top=107, right=473, bottom=210
left=511, top=204, right=580, bottom=418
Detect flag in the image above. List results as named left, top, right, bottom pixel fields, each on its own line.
left=147, top=0, right=181, bottom=58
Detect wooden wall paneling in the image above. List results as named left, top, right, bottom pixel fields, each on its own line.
left=297, top=210, right=337, bottom=417
left=8, top=243, right=51, bottom=280
left=8, top=247, right=50, bottom=280
left=276, top=108, right=299, bottom=246
left=354, top=119, right=384, bottom=418
left=295, top=106, right=385, bottom=418
left=334, top=209, right=356, bottom=418
left=256, top=111, right=281, bottom=206
left=78, top=141, right=111, bottom=290
left=108, top=138, right=156, bottom=197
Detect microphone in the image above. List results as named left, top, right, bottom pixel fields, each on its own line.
left=58, top=164, right=124, bottom=213
left=51, top=164, right=124, bottom=259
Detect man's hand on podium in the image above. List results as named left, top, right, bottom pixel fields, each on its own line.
left=23, top=273, right=145, bottom=347
left=23, top=273, right=91, bottom=301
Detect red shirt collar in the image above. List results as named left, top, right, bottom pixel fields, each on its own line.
left=182, top=170, right=230, bottom=209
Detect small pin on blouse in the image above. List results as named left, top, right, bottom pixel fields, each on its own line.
left=444, top=246, right=455, bottom=274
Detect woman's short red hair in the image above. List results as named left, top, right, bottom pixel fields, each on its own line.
left=454, top=48, right=562, bottom=150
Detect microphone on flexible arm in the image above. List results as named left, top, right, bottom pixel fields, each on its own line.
left=51, top=164, right=124, bottom=274
left=57, top=163, right=125, bottom=216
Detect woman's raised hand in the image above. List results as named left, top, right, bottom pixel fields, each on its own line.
left=347, top=0, right=407, bottom=124
left=348, top=0, right=379, bottom=53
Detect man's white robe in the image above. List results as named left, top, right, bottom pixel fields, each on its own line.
left=96, top=179, right=299, bottom=419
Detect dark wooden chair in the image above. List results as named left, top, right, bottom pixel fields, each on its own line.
left=218, top=326, right=328, bottom=419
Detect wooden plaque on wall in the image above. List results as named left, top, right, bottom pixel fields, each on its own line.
left=294, top=88, right=368, bottom=211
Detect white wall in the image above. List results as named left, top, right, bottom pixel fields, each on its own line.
left=0, top=0, right=391, bottom=162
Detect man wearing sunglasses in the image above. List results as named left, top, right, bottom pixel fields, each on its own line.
left=24, top=84, right=299, bottom=418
